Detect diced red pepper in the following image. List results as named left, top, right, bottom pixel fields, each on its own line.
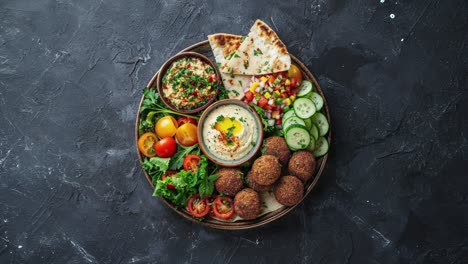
left=268, top=75, right=276, bottom=85
left=245, top=91, right=254, bottom=101
left=275, top=118, right=282, bottom=125
left=258, top=96, right=268, bottom=108
left=187, top=63, right=191, bottom=68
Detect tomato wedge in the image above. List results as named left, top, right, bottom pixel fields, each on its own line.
left=212, top=196, right=234, bottom=219
left=183, top=154, right=201, bottom=172
left=187, top=194, right=210, bottom=218
left=137, top=132, right=158, bottom=157
left=177, top=117, right=197, bottom=126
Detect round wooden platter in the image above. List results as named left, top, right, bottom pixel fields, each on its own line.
left=135, top=40, right=332, bottom=230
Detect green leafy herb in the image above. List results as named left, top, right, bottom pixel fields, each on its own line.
left=141, top=157, right=171, bottom=185
left=241, top=36, right=247, bottom=42
left=216, top=115, right=225, bottom=122
left=253, top=49, right=263, bottom=56
left=169, top=144, right=200, bottom=170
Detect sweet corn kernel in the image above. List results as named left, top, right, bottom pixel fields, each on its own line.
left=285, top=79, right=291, bottom=86
left=264, top=92, right=271, bottom=99
left=289, top=95, right=296, bottom=101
left=250, top=82, right=259, bottom=93
left=260, top=76, right=268, bottom=83
left=284, top=98, right=291, bottom=106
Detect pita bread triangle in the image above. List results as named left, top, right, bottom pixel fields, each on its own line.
left=222, top=19, right=291, bottom=75
left=208, top=33, right=251, bottom=99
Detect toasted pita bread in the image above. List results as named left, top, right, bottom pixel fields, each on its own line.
left=208, top=33, right=251, bottom=99
left=222, top=20, right=291, bottom=75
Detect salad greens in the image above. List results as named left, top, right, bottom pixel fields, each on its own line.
left=153, top=155, right=219, bottom=208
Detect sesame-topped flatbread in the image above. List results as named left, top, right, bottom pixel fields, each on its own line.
left=222, top=20, right=291, bottom=75
left=208, top=33, right=251, bottom=99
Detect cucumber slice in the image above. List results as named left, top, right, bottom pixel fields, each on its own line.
left=309, top=92, right=324, bottom=111
left=313, top=137, right=329, bottom=157
left=303, top=118, right=312, bottom=130
left=297, top=80, right=313, bottom=97
left=306, top=135, right=316, bottom=152
left=310, top=112, right=329, bottom=136
left=285, top=124, right=310, bottom=150
left=293, top=98, right=316, bottom=119
left=283, top=116, right=306, bottom=131
left=281, top=110, right=297, bottom=125
left=309, top=123, right=319, bottom=140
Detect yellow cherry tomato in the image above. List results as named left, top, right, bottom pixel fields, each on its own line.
left=155, top=116, right=178, bottom=138
left=176, top=123, right=198, bottom=146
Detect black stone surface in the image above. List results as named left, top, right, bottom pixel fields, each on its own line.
left=1, top=0, right=467, bottom=263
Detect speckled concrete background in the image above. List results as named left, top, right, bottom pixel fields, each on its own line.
left=1, top=0, right=467, bottom=263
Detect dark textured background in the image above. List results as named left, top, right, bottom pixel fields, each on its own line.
left=1, top=0, right=467, bottom=263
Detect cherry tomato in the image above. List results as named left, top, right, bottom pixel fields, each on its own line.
left=177, top=117, right=197, bottom=126
left=155, top=116, right=178, bottom=138
left=212, top=196, right=234, bottom=219
left=187, top=194, right=210, bottom=218
left=244, top=91, right=254, bottom=102
left=154, top=137, right=177, bottom=158
left=161, top=170, right=178, bottom=189
left=183, top=154, right=201, bottom=172
left=258, top=95, right=268, bottom=108
left=175, top=123, right=198, bottom=146
left=137, top=132, right=158, bottom=157
left=287, top=64, right=303, bottom=84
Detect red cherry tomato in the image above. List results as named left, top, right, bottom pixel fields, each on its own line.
left=183, top=154, right=201, bottom=172
left=154, top=137, right=177, bottom=158
left=187, top=194, right=210, bottom=218
left=212, top=196, right=234, bottom=219
left=177, top=117, right=197, bottom=126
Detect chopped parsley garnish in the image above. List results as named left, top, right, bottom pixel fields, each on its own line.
left=253, top=49, right=263, bottom=56
left=238, top=80, right=243, bottom=87
left=216, top=115, right=225, bottom=122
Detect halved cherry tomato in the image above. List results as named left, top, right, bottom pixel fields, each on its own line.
left=154, top=137, right=177, bottom=158
left=177, top=117, right=197, bottom=126
left=155, top=116, right=178, bottom=138
left=161, top=170, right=178, bottom=189
left=175, top=123, right=198, bottom=146
left=187, top=194, right=210, bottom=218
left=137, top=132, right=158, bottom=157
left=183, top=154, right=201, bottom=172
left=212, top=196, right=234, bottom=219
left=287, top=64, right=303, bottom=84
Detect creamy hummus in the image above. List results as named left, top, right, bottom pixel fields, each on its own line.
left=162, top=57, right=217, bottom=110
left=202, top=104, right=260, bottom=161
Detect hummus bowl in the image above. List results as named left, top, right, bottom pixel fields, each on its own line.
left=198, top=99, right=264, bottom=167
left=157, top=52, right=221, bottom=114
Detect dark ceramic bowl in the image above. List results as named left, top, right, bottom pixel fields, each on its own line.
left=197, top=99, right=264, bottom=167
left=156, top=51, right=221, bottom=114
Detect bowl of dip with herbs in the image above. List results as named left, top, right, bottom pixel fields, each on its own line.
left=157, top=52, right=220, bottom=114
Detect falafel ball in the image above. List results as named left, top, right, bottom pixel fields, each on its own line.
left=214, top=167, right=244, bottom=196
left=273, top=176, right=304, bottom=206
left=234, top=188, right=261, bottom=220
left=247, top=170, right=272, bottom=192
left=262, top=136, right=291, bottom=166
left=251, top=155, right=281, bottom=185
left=288, top=150, right=316, bottom=182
